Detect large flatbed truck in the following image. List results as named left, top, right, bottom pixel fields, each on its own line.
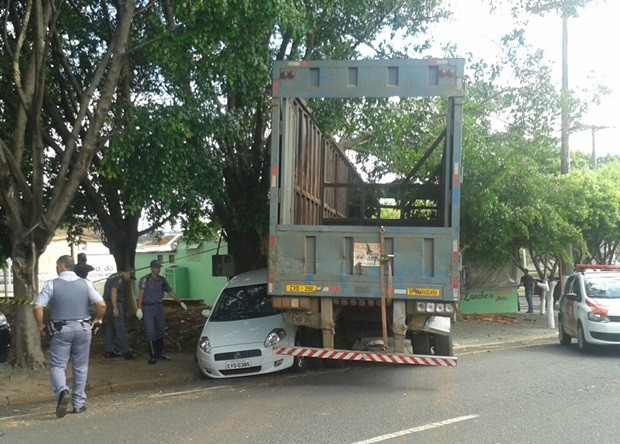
left=269, top=59, right=464, bottom=367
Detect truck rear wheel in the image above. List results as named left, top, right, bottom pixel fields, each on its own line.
left=432, top=334, right=453, bottom=356
left=290, top=333, right=309, bottom=373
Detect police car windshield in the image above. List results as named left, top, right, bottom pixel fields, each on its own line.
left=210, top=284, right=279, bottom=321
left=585, top=276, right=620, bottom=298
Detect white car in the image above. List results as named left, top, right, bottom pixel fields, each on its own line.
left=558, top=265, right=620, bottom=353
left=196, top=269, right=304, bottom=378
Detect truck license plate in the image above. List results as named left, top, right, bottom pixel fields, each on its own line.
left=287, top=312, right=321, bottom=328
left=225, top=359, right=251, bottom=370
left=286, top=284, right=318, bottom=293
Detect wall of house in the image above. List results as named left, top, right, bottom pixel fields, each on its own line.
left=38, top=236, right=116, bottom=294
left=34, top=233, right=229, bottom=306
left=135, top=241, right=229, bottom=306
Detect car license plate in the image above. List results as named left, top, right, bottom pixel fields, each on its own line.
left=225, top=359, right=251, bottom=370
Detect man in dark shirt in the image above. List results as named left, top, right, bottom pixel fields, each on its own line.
left=102, top=271, right=135, bottom=360
left=74, top=253, right=94, bottom=279
left=519, top=269, right=536, bottom=313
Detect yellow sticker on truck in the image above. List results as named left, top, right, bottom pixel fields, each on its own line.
left=407, top=288, right=440, bottom=297
left=285, top=284, right=318, bottom=293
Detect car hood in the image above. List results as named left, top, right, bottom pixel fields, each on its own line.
left=200, top=313, right=291, bottom=349
left=591, top=297, right=620, bottom=312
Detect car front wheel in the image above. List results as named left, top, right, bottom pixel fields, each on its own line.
left=577, top=323, right=592, bottom=354
left=558, top=317, right=572, bottom=346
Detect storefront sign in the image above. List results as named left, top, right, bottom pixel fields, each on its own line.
left=459, top=287, right=518, bottom=314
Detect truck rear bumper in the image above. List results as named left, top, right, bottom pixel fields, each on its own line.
left=274, top=346, right=457, bottom=367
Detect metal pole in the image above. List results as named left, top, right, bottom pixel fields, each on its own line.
left=591, top=127, right=597, bottom=168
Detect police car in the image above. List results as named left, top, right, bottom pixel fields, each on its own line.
left=196, top=269, right=304, bottom=379
left=558, top=264, right=620, bottom=353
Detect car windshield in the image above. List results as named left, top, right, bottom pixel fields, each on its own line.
left=210, top=283, right=280, bottom=321
left=585, top=276, right=620, bottom=298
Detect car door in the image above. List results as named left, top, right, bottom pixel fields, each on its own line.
left=561, top=276, right=579, bottom=336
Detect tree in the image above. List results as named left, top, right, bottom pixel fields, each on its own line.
left=567, top=159, right=620, bottom=264
left=150, top=0, right=451, bottom=274
left=0, top=1, right=137, bottom=367
left=63, top=1, right=224, bottom=288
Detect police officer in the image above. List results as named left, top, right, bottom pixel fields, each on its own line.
left=136, top=260, right=187, bottom=364
left=103, top=270, right=134, bottom=360
left=33, top=255, right=106, bottom=418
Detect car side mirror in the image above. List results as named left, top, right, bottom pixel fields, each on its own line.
left=565, top=293, right=579, bottom=302
left=201, top=309, right=212, bottom=319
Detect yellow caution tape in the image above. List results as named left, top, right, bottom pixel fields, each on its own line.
left=0, top=299, right=34, bottom=305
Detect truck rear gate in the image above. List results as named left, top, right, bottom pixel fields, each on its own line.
left=269, top=59, right=465, bottom=364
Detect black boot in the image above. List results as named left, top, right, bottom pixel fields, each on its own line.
left=157, top=338, right=171, bottom=361
left=148, top=340, right=157, bottom=364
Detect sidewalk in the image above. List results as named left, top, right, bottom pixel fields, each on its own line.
left=0, top=311, right=558, bottom=408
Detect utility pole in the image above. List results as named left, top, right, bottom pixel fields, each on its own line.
left=560, top=12, right=570, bottom=174
left=584, top=125, right=614, bottom=168
left=559, top=10, right=573, bottom=317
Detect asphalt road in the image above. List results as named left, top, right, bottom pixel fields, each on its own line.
left=2, top=341, right=619, bottom=444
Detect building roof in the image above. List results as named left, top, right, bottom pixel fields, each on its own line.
left=136, top=234, right=182, bottom=253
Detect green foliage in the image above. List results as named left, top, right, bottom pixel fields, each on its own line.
left=142, top=0, right=452, bottom=272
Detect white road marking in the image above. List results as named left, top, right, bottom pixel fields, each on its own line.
left=351, top=414, right=479, bottom=443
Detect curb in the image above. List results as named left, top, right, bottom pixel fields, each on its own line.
left=3, top=375, right=198, bottom=407
left=454, top=333, right=558, bottom=354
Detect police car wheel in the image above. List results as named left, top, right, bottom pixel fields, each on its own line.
left=558, top=318, right=572, bottom=346
left=577, top=323, right=592, bottom=354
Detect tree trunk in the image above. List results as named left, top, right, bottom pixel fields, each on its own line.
left=225, top=229, right=267, bottom=275
left=11, top=249, right=46, bottom=369
left=103, top=218, right=140, bottom=314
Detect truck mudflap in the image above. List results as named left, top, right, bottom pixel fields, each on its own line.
left=274, top=346, right=457, bottom=367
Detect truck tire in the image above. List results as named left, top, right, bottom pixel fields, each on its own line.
left=290, top=334, right=308, bottom=373
left=432, top=334, right=453, bottom=356
left=301, top=328, right=324, bottom=369
left=411, top=331, right=431, bottom=355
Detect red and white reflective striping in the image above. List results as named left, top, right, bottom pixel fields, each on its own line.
left=274, top=346, right=457, bottom=367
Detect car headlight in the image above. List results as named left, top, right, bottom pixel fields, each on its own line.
left=264, top=328, right=287, bottom=347
left=588, top=312, right=609, bottom=322
left=0, top=313, right=7, bottom=327
left=198, top=336, right=212, bottom=354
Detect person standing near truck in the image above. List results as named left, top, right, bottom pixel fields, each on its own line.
left=520, top=269, right=536, bottom=314
left=136, top=260, right=187, bottom=364
left=102, top=271, right=135, bottom=360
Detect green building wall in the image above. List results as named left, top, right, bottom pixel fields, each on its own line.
left=135, top=240, right=229, bottom=307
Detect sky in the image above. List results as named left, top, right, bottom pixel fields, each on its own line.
left=425, top=0, right=618, bottom=158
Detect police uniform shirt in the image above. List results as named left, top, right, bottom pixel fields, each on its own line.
left=139, top=274, right=173, bottom=305
left=35, top=271, right=104, bottom=318
left=103, top=275, right=124, bottom=303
